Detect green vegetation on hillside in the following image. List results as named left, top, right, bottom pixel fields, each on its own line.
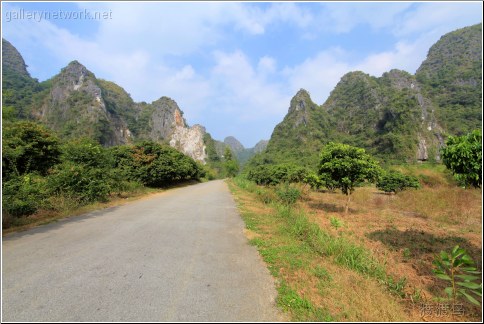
left=416, top=24, right=482, bottom=135
left=2, top=39, right=41, bottom=120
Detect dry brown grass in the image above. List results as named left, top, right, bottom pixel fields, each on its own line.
left=300, top=171, right=482, bottom=321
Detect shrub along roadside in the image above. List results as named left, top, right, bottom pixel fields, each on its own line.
left=109, top=141, right=203, bottom=187
left=2, top=122, right=204, bottom=230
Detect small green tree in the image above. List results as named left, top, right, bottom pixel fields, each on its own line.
left=376, top=170, right=421, bottom=193
left=433, top=245, right=482, bottom=306
left=318, top=142, right=381, bottom=213
left=223, top=147, right=239, bottom=178
left=441, top=130, right=482, bottom=188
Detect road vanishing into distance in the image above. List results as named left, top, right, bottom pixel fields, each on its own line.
left=2, top=180, right=284, bottom=322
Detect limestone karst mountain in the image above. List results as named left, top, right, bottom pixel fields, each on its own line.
left=249, top=23, right=482, bottom=168
left=2, top=42, right=210, bottom=163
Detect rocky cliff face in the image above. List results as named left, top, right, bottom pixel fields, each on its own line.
left=416, top=23, right=482, bottom=136
left=381, top=69, right=445, bottom=161
left=287, top=89, right=317, bottom=128
left=32, top=61, right=131, bottom=146
left=170, top=124, right=207, bottom=163
left=148, top=97, right=186, bottom=141
left=144, top=97, right=207, bottom=163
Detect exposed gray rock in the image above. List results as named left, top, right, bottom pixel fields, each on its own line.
left=416, top=137, right=429, bottom=161
left=288, top=89, right=314, bottom=128
left=148, top=97, right=187, bottom=141
left=170, top=124, right=208, bottom=163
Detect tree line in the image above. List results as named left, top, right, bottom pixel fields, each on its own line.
left=245, top=130, right=481, bottom=213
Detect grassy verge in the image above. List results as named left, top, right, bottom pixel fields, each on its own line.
left=228, top=177, right=412, bottom=321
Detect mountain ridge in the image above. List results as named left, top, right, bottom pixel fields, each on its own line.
left=2, top=42, right=223, bottom=163
left=249, top=23, right=482, bottom=168
left=3, top=23, right=481, bottom=167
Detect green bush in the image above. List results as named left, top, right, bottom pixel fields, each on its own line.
left=376, top=170, right=421, bottom=193
left=47, top=162, right=112, bottom=203
left=2, top=121, right=61, bottom=178
left=303, top=172, right=338, bottom=191
left=110, top=141, right=202, bottom=187
left=303, top=172, right=323, bottom=190
left=61, top=138, right=111, bottom=168
left=276, top=183, right=301, bottom=205
left=2, top=174, right=47, bottom=217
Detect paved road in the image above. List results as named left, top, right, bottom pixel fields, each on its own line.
left=2, top=180, right=283, bottom=322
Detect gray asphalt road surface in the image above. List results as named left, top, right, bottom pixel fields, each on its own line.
left=2, top=180, right=284, bottom=322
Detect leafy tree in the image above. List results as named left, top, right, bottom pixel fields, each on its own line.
left=441, top=130, right=482, bottom=188
left=223, top=147, right=239, bottom=178
left=2, top=121, right=61, bottom=178
left=376, top=170, right=421, bottom=193
left=303, top=172, right=324, bottom=190
left=318, top=142, right=381, bottom=213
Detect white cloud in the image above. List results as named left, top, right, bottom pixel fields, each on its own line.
left=283, top=48, right=351, bottom=104
left=395, top=2, right=482, bottom=36
left=258, top=56, right=277, bottom=75
left=356, top=39, right=425, bottom=76
left=319, top=2, right=412, bottom=33
left=210, top=50, right=289, bottom=119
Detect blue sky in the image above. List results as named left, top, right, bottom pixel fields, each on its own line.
left=2, top=1, right=482, bottom=147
